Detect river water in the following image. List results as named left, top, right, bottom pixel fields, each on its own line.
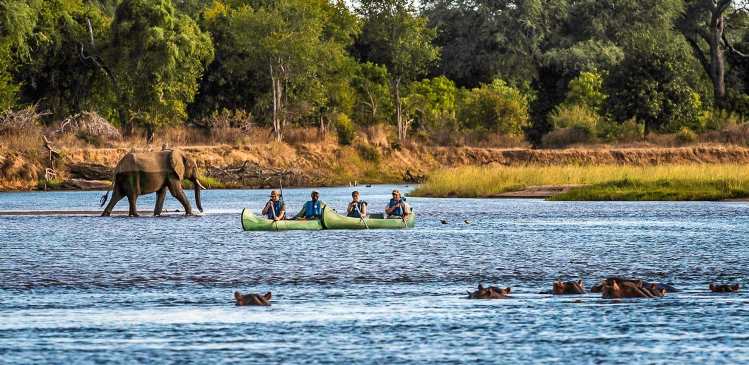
left=1, top=185, right=748, bottom=364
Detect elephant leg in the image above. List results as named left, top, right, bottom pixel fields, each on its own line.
left=102, top=189, right=124, bottom=217
left=168, top=179, right=193, bottom=215
left=127, top=191, right=139, bottom=217
left=154, top=187, right=167, bottom=216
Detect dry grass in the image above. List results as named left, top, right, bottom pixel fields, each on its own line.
left=412, top=164, right=749, bottom=200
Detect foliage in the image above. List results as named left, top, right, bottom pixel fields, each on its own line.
left=458, top=80, right=531, bottom=136
left=564, top=71, right=607, bottom=112
left=605, top=31, right=704, bottom=133
left=333, top=113, right=356, bottom=145
left=676, top=127, right=698, bottom=144
left=404, top=76, right=458, bottom=134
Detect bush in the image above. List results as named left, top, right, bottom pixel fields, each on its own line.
left=0, top=105, right=43, bottom=135
left=57, top=111, right=121, bottom=146
left=549, top=104, right=599, bottom=134
left=458, top=79, right=531, bottom=136
left=598, top=117, right=645, bottom=143
left=542, top=126, right=595, bottom=148
left=676, top=127, right=698, bottom=145
left=334, top=113, right=356, bottom=146
left=356, top=144, right=381, bottom=163
left=565, top=71, right=606, bottom=112
left=700, top=109, right=744, bottom=131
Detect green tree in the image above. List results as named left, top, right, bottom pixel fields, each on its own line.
left=107, top=0, right=214, bottom=136
left=679, top=0, right=749, bottom=107
left=606, top=31, right=704, bottom=133
left=0, top=0, right=39, bottom=110
left=404, top=76, right=457, bottom=136
left=458, top=79, right=531, bottom=136
left=356, top=0, right=440, bottom=141
left=352, top=61, right=392, bottom=124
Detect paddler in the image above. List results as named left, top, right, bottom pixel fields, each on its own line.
left=385, top=189, right=410, bottom=220
left=347, top=191, right=368, bottom=218
left=261, top=190, right=285, bottom=221
left=295, top=190, right=324, bottom=220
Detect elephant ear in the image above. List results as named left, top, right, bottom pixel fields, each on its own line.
left=170, top=150, right=185, bottom=180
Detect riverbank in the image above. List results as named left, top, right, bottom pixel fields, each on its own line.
left=4, top=143, right=749, bottom=194
left=412, top=164, right=749, bottom=201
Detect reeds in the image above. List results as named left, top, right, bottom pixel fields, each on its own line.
left=412, top=164, right=749, bottom=200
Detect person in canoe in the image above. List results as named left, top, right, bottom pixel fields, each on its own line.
left=261, top=190, right=286, bottom=221
left=347, top=191, right=368, bottom=218
left=385, top=189, right=410, bottom=220
left=294, top=190, right=324, bottom=220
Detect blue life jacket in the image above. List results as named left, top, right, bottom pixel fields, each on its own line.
left=388, top=198, right=404, bottom=217
left=266, top=201, right=283, bottom=219
left=348, top=201, right=367, bottom=218
left=304, top=200, right=322, bottom=219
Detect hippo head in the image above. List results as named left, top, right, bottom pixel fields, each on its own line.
left=601, top=281, right=623, bottom=299
left=234, top=291, right=272, bottom=306
left=709, top=283, right=740, bottom=293
left=468, top=284, right=511, bottom=299
left=553, top=280, right=585, bottom=295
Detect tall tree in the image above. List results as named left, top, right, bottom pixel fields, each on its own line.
left=356, top=0, right=440, bottom=141
left=106, top=0, right=213, bottom=137
left=679, top=0, right=749, bottom=107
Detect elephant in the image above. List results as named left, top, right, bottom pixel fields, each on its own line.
left=100, top=149, right=204, bottom=216
left=467, top=284, right=512, bottom=299
left=234, top=291, right=272, bottom=306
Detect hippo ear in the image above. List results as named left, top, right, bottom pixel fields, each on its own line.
left=264, top=292, right=272, bottom=300
left=505, top=287, right=511, bottom=294
left=732, top=284, right=740, bottom=291
left=234, top=291, right=242, bottom=304
left=170, top=150, right=185, bottom=181
left=709, top=283, right=716, bottom=290
left=478, top=283, right=484, bottom=290
left=577, top=279, right=583, bottom=286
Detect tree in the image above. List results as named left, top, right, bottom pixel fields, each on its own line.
left=458, top=79, right=531, bottom=136
left=0, top=0, right=39, bottom=111
left=194, top=0, right=358, bottom=141
left=106, top=0, right=214, bottom=137
left=679, top=0, right=749, bottom=107
left=356, top=0, right=440, bottom=141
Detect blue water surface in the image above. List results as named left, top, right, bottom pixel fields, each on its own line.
left=1, top=185, right=748, bottom=364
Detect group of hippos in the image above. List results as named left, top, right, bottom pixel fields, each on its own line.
left=234, top=277, right=741, bottom=306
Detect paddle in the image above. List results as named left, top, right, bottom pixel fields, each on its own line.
left=354, top=202, right=369, bottom=229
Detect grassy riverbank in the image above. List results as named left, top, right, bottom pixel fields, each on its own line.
left=411, top=164, right=749, bottom=200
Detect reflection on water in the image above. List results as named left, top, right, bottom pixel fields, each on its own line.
left=1, top=186, right=749, bottom=364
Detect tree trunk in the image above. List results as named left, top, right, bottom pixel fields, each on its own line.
left=709, top=11, right=726, bottom=107
left=270, top=61, right=282, bottom=142
left=392, top=77, right=404, bottom=142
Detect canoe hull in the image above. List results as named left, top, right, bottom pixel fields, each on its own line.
left=321, top=206, right=415, bottom=230
left=241, top=208, right=322, bottom=231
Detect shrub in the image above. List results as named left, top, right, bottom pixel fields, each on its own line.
left=334, top=113, right=356, bottom=146
left=0, top=105, right=43, bottom=135
left=458, top=79, right=531, bottom=136
left=57, top=111, right=121, bottom=146
left=549, top=104, right=599, bottom=134
left=676, top=127, right=698, bottom=145
left=700, top=109, right=744, bottom=131
left=565, top=71, right=606, bottom=112
left=598, top=117, right=645, bottom=143
left=542, top=126, right=595, bottom=148
left=356, top=144, right=381, bottom=163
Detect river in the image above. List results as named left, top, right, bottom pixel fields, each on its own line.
left=1, top=185, right=748, bottom=364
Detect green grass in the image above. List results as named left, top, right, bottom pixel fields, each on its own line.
left=412, top=164, right=749, bottom=201
left=552, top=178, right=749, bottom=201
left=183, top=176, right=236, bottom=189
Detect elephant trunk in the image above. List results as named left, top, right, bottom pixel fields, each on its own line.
left=193, top=178, right=204, bottom=213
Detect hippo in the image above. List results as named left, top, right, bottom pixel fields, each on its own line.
left=599, top=278, right=666, bottom=299
left=234, top=291, right=272, bottom=306
left=709, top=283, right=740, bottom=293
left=552, top=280, right=585, bottom=295
left=467, top=284, right=511, bottom=299
left=591, top=277, right=677, bottom=294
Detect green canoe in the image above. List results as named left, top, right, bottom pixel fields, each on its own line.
left=240, top=208, right=322, bottom=231
left=321, top=206, right=415, bottom=230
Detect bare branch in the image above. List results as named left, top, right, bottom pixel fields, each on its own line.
left=685, top=37, right=712, bottom=76
left=722, top=32, right=749, bottom=57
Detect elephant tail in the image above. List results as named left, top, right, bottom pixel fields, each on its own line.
left=99, top=175, right=114, bottom=207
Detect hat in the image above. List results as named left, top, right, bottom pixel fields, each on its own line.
left=312, top=190, right=319, bottom=194
left=270, top=190, right=279, bottom=196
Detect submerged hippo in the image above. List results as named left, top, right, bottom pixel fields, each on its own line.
left=467, top=284, right=511, bottom=299
left=709, top=283, right=740, bottom=293
left=234, top=291, right=272, bottom=306
left=599, top=278, right=666, bottom=299
left=591, top=277, right=677, bottom=294
left=552, top=280, right=585, bottom=295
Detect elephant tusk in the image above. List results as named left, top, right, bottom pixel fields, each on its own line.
left=196, top=179, right=207, bottom=190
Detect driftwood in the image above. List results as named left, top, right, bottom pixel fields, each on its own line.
left=69, top=163, right=113, bottom=181
left=205, top=161, right=308, bottom=187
